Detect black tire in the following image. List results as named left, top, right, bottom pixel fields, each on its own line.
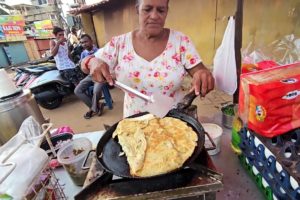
left=38, top=97, right=63, bottom=110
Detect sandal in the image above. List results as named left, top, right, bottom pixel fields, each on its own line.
left=84, top=110, right=94, bottom=119
left=97, top=102, right=105, bottom=116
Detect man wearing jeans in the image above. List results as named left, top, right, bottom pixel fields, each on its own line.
left=74, top=34, right=104, bottom=119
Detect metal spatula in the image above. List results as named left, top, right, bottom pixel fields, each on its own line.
left=114, top=81, right=175, bottom=118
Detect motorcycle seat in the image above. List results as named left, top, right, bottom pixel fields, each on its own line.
left=23, top=66, right=56, bottom=74
left=28, top=64, right=56, bottom=69
left=23, top=68, right=48, bottom=75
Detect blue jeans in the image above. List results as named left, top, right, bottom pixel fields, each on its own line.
left=74, top=75, right=104, bottom=112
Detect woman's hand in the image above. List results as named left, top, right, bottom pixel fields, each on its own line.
left=81, top=56, right=114, bottom=85
left=90, top=60, right=114, bottom=85
left=188, top=63, right=214, bottom=97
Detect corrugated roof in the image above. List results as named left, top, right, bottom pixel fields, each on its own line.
left=0, top=3, right=14, bottom=10
left=12, top=3, right=42, bottom=9
left=68, top=0, right=116, bottom=15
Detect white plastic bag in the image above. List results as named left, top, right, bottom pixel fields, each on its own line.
left=17, top=116, right=43, bottom=146
left=0, top=117, right=49, bottom=199
left=0, top=141, right=48, bottom=199
left=213, top=16, right=237, bottom=95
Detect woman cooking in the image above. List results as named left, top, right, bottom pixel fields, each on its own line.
left=81, top=0, right=214, bottom=118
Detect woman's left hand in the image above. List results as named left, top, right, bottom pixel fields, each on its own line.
left=188, top=64, right=215, bottom=97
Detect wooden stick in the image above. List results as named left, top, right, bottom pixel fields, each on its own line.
left=233, top=0, right=244, bottom=104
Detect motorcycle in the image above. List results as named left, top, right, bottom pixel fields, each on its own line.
left=14, top=62, right=57, bottom=88
left=29, top=69, right=75, bottom=109
left=14, top=44, right=113, bottom=110
left=26, top=44, right=84, bottom=109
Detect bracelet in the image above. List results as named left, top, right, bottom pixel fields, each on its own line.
left=84, top=55, right=95, bottom=70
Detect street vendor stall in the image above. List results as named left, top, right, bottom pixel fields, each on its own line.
left=54, top=131, right=223, bottom=200
left=52, top=95, right=225, bottom=200
left=52, top=115, right=265, bottom=200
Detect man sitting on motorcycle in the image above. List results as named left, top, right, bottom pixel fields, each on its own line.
left=74, top=34, right=105, bottom=119
left=50, top=26, right=83, bottom=86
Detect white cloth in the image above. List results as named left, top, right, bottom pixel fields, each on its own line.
left=53, top=40, right=76, bottom=71
left=95, top=30, right=202, bottom=117
left=68, top=33, right=79, bottom=45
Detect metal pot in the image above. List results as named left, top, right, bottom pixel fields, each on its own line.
left=0, top=89, right=45, bottom=145
left=221, top=104, right=235, bottom=129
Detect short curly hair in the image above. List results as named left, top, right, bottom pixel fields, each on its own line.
left=80, top=34, right=92, bottom=40
left=52, top=26, right=64, bottom=36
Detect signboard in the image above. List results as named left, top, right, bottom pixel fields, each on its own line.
left=0, top=15, right=25, bottom=26
left=34, top=20, right=53, bottom=30
left=2, top=25, right=23, bottom=34
left=0, top=15, right=26, bottom=42
left=35, top=29, right=54, bottom=39
left=0, top=26, right=5, bottom=40
left=34, top=20, right=54, bottom=39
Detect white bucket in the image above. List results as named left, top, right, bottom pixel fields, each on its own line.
left=203, top=123, right=223, bottom=155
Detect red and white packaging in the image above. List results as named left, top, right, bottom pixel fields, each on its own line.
left=239, top=62, right=300, bottom=137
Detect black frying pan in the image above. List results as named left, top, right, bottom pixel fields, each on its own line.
left=96, top=92, right=206, bottom=179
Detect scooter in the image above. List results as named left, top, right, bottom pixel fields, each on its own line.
left=13, top=58, right=56, bottom=87
left=29, top=69, right=75, bottom=109
left=27, top=45, right=84, bottom=109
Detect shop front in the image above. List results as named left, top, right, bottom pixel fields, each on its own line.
left=0, top=15, right=29, bottom=67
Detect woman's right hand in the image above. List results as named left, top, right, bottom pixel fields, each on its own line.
left=89, top=58, right=114, bottom=85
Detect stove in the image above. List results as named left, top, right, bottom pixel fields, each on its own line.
left=75, top=105, right=223, bottom=200
left=75, top=150, right=223, bottom=200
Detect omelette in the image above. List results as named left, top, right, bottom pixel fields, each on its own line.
left=112, top=114, right=198, bottom=177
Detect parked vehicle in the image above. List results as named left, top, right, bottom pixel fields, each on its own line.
left=21, top=45, right=84, bottom=109
left=14, top=63, right=57, bottom=88
left=12, top=44, right=106, bottom=110
left=29, top=69, right=75, bottom=109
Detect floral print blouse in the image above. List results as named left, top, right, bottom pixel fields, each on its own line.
left=95, top=30, right=202, bottom=118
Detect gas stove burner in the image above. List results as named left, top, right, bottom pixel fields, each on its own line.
left=0, top=89, right=22, bottom=102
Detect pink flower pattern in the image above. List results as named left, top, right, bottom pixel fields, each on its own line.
left=153, top=71, right=160, bottom=78
left=180, top=46, right=186, bottom=53
left=95, top=30, right=201, bottom=117
left=190, top=58, right=196, bottom=65
left=172, top=53, right=181, bottom=64
left=123, top=53, right=134, bottom=62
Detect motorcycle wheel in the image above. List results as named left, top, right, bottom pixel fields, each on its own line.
left=38, top=97, right=62, bottom=110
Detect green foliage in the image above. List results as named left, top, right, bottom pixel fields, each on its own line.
left=0, top=194, right=13, bottom=200
left=222, top=104, right=235, bottom=116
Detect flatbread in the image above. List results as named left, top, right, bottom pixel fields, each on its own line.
left=113, top=121, right=147, bottom=174
left=113, top=115, right=198, bottom=177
